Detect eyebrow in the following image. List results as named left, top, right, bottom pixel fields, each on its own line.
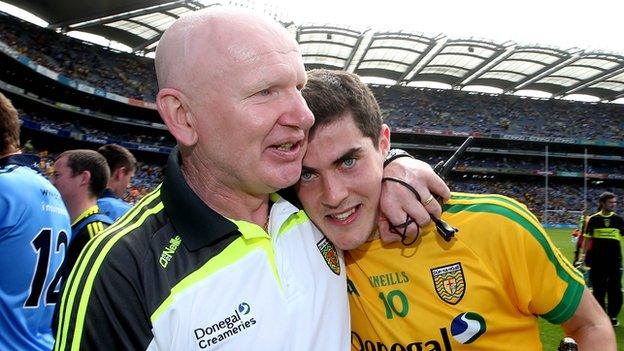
left=334, top=147, right=362, bottom=167
left=302, top=147, right=363, bottom=174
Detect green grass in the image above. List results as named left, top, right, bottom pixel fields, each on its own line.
left=540, top=228, right=623, bottom=350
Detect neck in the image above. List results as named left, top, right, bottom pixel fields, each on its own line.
left=67, top=196, right=98, bottom=222
left=106, top=182, right=123, bottom=197
left=368, top=229, right=380, bottom=242
left=181, top=153, right=270, bottom=228
left=601, top=209, right=612, bottom=215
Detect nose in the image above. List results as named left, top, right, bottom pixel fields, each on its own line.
left=279, top=88, right=314, bottom=131
left=321, top=175, right=348, bottom=209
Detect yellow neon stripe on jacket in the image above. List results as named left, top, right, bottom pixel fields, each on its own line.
left=150, top=236, right=277, bottom=323
left=55, top=186, right=163, bottom=351
left=280, top=210, right=309, bottom=237
left=70, top=203, right=165, bottom=351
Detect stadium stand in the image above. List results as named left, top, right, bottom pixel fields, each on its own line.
left=0, top=12, right=158, bottom=101
left=0, top=8, right=622, bottom=227
left=372, top=85, right=624, bottom=142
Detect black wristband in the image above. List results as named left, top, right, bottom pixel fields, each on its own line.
left=384, top=149, right=414, bottom=168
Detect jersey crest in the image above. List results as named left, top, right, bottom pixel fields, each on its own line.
left=605, top=218, right=611, bottom=227
left=317, top=236, right=340, bottom=275
left=431, top=262, right=465, bottom=305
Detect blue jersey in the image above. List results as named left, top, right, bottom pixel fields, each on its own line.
left=0, top=154, right=71, bottom=351
left=97, top=188, right=131, bottom=221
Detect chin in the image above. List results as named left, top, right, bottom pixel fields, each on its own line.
left=270, top=168, right=302, bottom=188
left=333, top=235, right=365, bottom=251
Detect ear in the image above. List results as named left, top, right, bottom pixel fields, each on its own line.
left=379, top=124, right=391, bottom=157
left=157, top=88, right=198, bottom=147
left=80, top=170, right=91, bottom=188
left=114, top=166, right=126, bottom=181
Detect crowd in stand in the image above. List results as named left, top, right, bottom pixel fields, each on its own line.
left=371, top=85, right=624, bottom=142
left=0, top=12, right=157, bottom=101
left=21, top=110, right=174, bottom=147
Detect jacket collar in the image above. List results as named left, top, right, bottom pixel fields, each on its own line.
left=160, top=148, right=239, bottom=251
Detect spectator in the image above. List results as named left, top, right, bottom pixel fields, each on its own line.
left=51, top=149, right=112, bottom=274
left=97, top=144, right=137, bottom=221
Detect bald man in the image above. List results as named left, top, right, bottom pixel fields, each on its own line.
left=54, top=8, right=449, bottom=350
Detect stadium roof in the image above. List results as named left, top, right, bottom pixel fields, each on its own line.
left=6, top=0, right=624, bottom=101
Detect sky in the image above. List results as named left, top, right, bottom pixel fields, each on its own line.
left=249, top=0, right=624, bottom=55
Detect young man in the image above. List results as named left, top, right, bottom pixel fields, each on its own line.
left=583, top=191, right=624, bottom=326
left=52, top=149, right=112, bottom=273
left=0, top=92, right=71, bottom=350
left=96, top=144, right=137, bottom=221
left=296, top=69, right=615, bottom=350
left=54, top=8, right=448, bottom=350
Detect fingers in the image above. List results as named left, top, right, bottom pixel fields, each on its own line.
left=379, top=156, right=452, bottom=244
left=384, top=157, right=451, bottom=203
left=428, top=173, right=451, bottom=202
left=378, top=216, right=401, bottom=243
left=379, top=180, right=430, bottom=225
left=377, top=215, right=419, bottom=244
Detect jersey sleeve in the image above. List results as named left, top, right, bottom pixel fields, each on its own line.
left=498, top=203, right=585, bottom=324
left=469, top=195, right=586, bottom=325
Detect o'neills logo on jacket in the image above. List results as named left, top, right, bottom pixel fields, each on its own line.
left=193, top=302, right=257, bottom=349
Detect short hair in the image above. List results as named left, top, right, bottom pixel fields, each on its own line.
left=97, top=144, right=137, bottom=173
left=0, top=92, right=20, bottom=155
left=599, top=192, right=616, bottom=203
left=58, top=149, right=110, bottom=197
left=302, top=69, right=383, bottom=146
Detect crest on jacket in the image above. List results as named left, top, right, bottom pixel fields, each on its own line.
left=317, top=236, right=340, bottom=275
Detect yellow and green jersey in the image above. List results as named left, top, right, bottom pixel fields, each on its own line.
left=347, top=192, right=584, bottom=350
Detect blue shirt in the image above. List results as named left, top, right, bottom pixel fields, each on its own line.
left=97, top=188, right=131, bottom=222
left=0, top=154, right=71, bottom=351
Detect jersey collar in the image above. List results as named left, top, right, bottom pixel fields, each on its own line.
left=0, top=153, right=40, bottom=171
left=72, top=204, right=100, bottom=227
left=100, top=188, right=119, bottom=199
left=161, top=148, right=239, bottom=251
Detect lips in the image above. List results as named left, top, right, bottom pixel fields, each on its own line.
left=269, top=140, right=301, bottom=159
left=268, top=134, right=305, bottom=160
left=326, top=204, right=360, bottom=224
